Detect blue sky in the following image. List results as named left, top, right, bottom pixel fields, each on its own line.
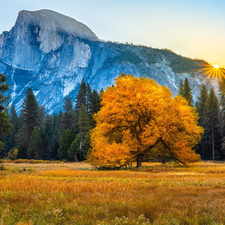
left=1, top=0, right=225, bottom=66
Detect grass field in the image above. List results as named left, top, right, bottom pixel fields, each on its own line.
left=1, top=162, right=225, bottom=224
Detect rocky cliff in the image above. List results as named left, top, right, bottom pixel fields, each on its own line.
left=0, top=10, right=210, bottom=114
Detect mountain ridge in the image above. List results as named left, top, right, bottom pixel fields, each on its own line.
left=0, top=10, right=212, bottom=114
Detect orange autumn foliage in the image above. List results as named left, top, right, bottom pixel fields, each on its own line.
left=88, top=74, right=203, bottom=168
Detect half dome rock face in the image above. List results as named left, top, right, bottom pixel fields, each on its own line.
left=0, top=9, right=98, bottom=70
left=0, top=9, right=209, bottom=114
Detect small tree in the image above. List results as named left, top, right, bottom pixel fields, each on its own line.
left=7, top=148, right=18, bottom=160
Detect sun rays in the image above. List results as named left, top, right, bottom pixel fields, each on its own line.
left=198, top=64, right=225, bottom=87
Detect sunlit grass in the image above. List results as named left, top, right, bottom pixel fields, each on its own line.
left=1, top=162, right=225, bottom=224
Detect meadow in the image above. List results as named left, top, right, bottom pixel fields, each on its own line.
left=1, top=162, right=225, bottom=224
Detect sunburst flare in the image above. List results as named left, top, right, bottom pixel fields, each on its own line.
left=198, top=64, right=225, bottom=87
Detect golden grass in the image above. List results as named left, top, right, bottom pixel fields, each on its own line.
left=1, top=162, right=225, bottom=224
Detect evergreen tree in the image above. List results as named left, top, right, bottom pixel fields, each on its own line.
left=195, top=84, right=208, bottom=159
left=218, top=78, right=225, bottom=158
left=91, top=89, right=101, bottom=127
left=72, top=109, right=79, bottom=134
left=10, top=105, right=18, bottom=125
left=4, top=106, right=20, bottom=153
left=17, top=144, right=27, bottom=159
left=38, top=105, right=46, bottom=127
left=45, top=114, right=53, bottom=131
left=52, top=112, right=61, bottom=141
left=204, top=88, right=220, bottom=161
left=75, top=79, right=87, bottom=112
left=68, top=135, right=79, bottom=162
left=0, top=73, right=12, bottom=153
left=52, top=140, right=59, bottom=160
left=33, top=131, right=43, bottom=159
left=28, top=127, right=38, bottom=159
left=178, top=80, right=184, bottom=96
left=60, top=96, right=74, bottom=132
left=58, top=129, right=75, bottom=160
left=86, top=83, right=93, bottom=122
left=78, top=104, right=91, bottom=159
left=183, top=78, right=193, bottom=106
left=39, top=127, right=51, bottom=160
left=45, top=122, right=53, bottom=153
left=31, top=127, right=49, bottom=160
left=19, top=88, right=39, bottom=152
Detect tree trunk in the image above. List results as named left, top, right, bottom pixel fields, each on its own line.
left=137, top=154, right=143, bottom=168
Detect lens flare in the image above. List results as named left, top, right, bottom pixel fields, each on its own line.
left=198, top=64, right=225, bottom=87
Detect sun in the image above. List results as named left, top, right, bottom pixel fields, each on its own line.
left=198, top=63, right=225, bottom=87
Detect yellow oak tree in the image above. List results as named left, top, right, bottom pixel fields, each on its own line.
left=88, top=74, right=203, bottom=168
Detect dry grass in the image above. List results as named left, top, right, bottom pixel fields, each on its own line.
left=1, top=162, right=225, bottom=224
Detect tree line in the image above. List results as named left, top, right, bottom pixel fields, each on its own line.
left=1, top=73, right=225, bottom=163
left=178, top=77, right=225, bottom=161
left=1, top=78, right=102, bottom=161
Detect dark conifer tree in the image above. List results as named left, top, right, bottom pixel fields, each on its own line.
left=75, top=79, right=87, bottom=112
left=45, top=114, right=53, bottom=131
left=68, top=135, right=79, bottom=162
left=0, top=73, right=12, bottom=153
left=33, top=131, right=43, bottom=159
left=91, top=89, right=101, bottom=127
left=4, top=106, right=20, bottom=152
left=204, top=88, right=220, bottom=161
left=60, top=96, right=74, bottom=132
left=77, top=104, right=90, bottom=159
left=38, top=105, right=46, bottom=127
left=28, top=127, right=38, bottom=159
left=195, top=84, right=208, bottom=159
left=20, top=88, right=39, bottom=152
left=45, top=122, right=53, bottom=152
left=86, top=83, right=93, bottom=122
left=73, top=79, right=87, bottom=134
left=17, top=143, right=27, bottom=159
left=39, top=127, right=51, bottom=160
left=218, top=78, right=225, bottom=158
left=52, top=112, right=61, bottom=141
left=178, top=80, right=184, bottom=96
left=72, top=109, right=79, bottom=134
left=52, top=140, right=59, bottom=160
left=58, top=129, right=75, bottom=160
left=183, top=78, right=193, bottom=106
left=10, top=105, right=18, bottom=125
